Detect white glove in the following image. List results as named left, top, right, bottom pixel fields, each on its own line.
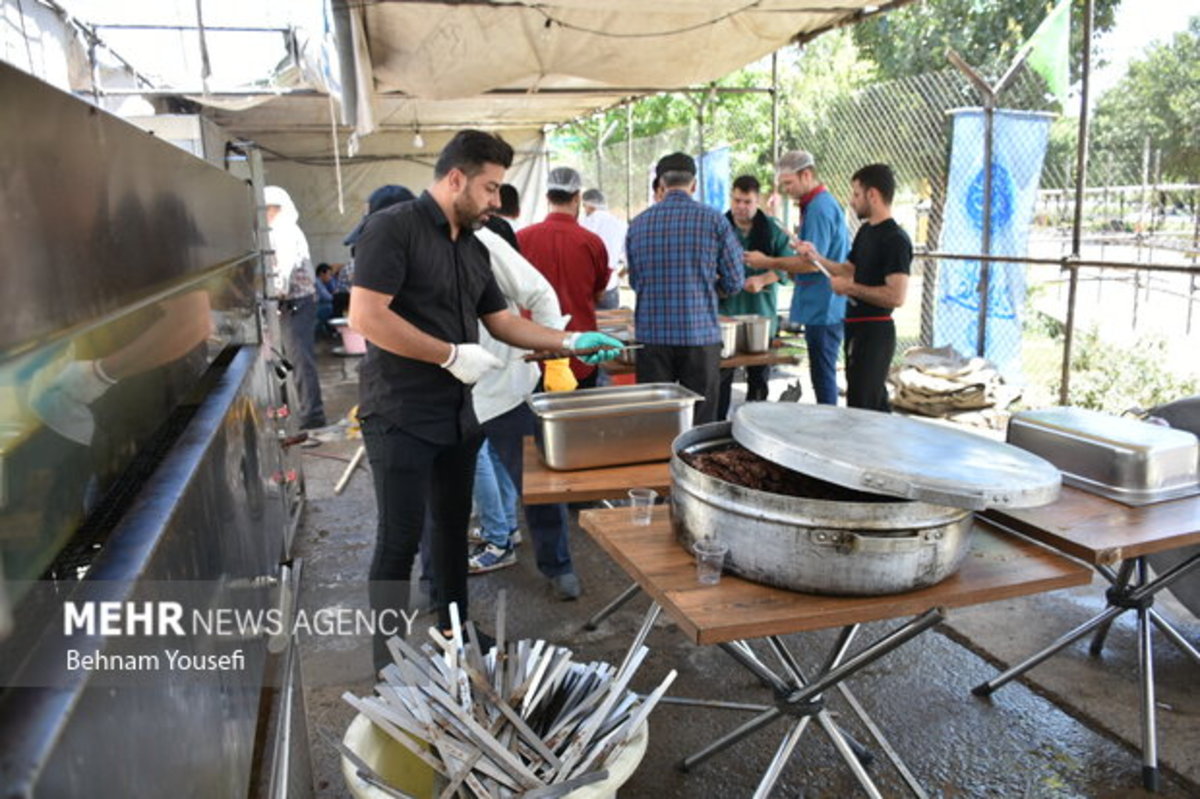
left=28, top=359, right=117, bottom=445
left=441, top=343, right=503, bottom=385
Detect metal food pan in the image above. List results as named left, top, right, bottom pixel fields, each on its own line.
left=528, top=383, right=702, bottom=470
left=1007, top=407, right=1200, bottom=506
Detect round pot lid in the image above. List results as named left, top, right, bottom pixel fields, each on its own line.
left=731, top=404, right=1061, bottom=510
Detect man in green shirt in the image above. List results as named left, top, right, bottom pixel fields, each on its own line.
left=717, top=174, right=793, bottom=419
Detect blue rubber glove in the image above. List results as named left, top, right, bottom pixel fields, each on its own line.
left=566, top=331, right=625, bottom=365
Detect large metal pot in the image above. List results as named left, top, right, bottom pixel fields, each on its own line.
left=670, top=422, right=974, bottom=595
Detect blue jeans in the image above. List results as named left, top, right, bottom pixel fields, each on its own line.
left=473, top=439, right=518, bottom=547
left=805, top=323, right=844, bottom=406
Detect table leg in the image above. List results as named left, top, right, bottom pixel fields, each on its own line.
left=617, top=602, right=661, bottom=681
left=750, top=717, right=812, bottom=799
left=680, top=706, right=785, bottom=772
left=1137, top=560, right=1160, bottom=792
left=1148, top=609, right=1200, bottom=666
left=1090, top=560, right=1136, bottom=657
left=836, top=683, right=929, bottom=799
left=971, top=604, right=1128, bottom=696
left=816, top=711, right=885, bottom=799
left=720, top=641, right=792, bottom=693
left=583, top=581, right=641, bottom=631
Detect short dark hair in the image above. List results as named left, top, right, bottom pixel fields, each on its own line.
left=316, top=262, right=331, bottom=276
left=548, top=189, right=578, bottom=205
left=732, top=174, right=761, bottom=194
left=660, top=171, right=694, bottom=189
left=851, top=163, right=896, bottom=205
left=434, top=130, right=513, bottom=179
left=499, top=184, right=520, bottom=216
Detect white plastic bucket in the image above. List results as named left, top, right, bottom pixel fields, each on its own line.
left=341, top=713, right=649, bottom=799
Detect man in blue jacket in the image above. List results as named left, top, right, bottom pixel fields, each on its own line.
left=769, top=150, right=851, bottom=405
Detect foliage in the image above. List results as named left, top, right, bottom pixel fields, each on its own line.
left=852, top=0, right=1119, bottom=85
left=1090, top=17, right=1200, bottom=182
left=1056, top=327, right=1199, bottom=412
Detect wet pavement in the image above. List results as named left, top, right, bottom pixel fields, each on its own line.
left=293, top=344, right=1199, bottom=798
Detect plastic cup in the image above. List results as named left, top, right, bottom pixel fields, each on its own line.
left=628, top=488, right=658, bottom=526
left=693, top=539, right=729, bottom=586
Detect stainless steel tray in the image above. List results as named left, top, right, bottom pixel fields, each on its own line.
left=528, top=383, right=702, bottom=470
left=1007, top=407, right=1200, bottom=506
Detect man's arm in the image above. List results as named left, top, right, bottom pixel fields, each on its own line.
left=794, top=240, right=855, bottom=279
left=481, top=311, right=581, bottom=351
left=744, top=251, right=819, bottom=275
left=830, top=272, right=909, bottom=308
left=348, top=286, right=454, bottom=364
left=741, top=271, right=781, bottom=294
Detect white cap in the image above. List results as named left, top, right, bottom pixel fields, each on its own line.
left=547, top=167, right=583, bottom=194
left=776, top=150, right=815, bottom=174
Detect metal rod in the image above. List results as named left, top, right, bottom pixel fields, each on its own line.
left=751, top=719, right=812, bottom=799
left=817, top=711, right=885, bottom=799
left=977, top=98, right=995, bottom=358
left=1062, top=0, right=1095, bottom=404
left=1127, top=551, right=1200, bottom=604
left=1090, top=559, right=1136, bottom=657
left=973, top=604, right=1128, bottom=696
left=925, top=250, right=1200, bottom=274
left=836, top=683, right=929, bottom=799
left=818, top=625, right=859, bottom=676
left=782, top=608, right=943, bottom=707
left=583, top=582, right=640, bottom=631
left=1137, top=560, right=1160, bottom=792
left=651, top=696, right=772, bottom=713
left=770, top=51, right=780, bottom=166
left=718, top=641, right=790, bottom=693
left=617, top=603, right=660, bottom=680
left=680, top=707, right=784, bottom=772
left=625, top=101, right=634, bottom=221
left=1148, top=610, right=1200, bottom=667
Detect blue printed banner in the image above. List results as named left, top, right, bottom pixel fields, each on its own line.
left=699, top=146, right=731, bottom=213
left=935, top=109, right=1052, bottom=379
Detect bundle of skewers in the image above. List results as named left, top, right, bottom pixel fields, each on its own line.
left=336, top=593, right=676, bottom=798
left=521, top=344, right=642, bottom=363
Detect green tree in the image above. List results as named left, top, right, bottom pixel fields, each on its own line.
left=1090, top=17, right=1200, bottom=182
left=853, top=0, right=1119, bottom=85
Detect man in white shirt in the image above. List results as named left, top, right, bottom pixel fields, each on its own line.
left=580, top=188, right=627, bottom=310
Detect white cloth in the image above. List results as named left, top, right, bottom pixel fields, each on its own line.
left=473, top=226, right=568, bottom=423
left=264, top=186, right=316, bottom=300
left=581, top=209, right=628, bottom=292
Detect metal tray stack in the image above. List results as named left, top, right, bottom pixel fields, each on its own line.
left=1007, top=407, right=1200, bottom=506
left=528, top=384, right=702, bottom=470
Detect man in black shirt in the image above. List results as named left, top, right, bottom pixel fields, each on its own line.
left=349, top=130, right=622, bottom=668
left=797, top=164, right=911, bottom=411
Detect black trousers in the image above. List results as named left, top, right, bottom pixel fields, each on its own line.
left=716, top=365, right=770, bottom=421
left=361, top=415, right=482, bottom=669
left=844, top=320, right=896, bottom=412
left=636, top=343, right=723, bottom=424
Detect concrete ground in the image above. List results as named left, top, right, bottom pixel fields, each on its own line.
left=292, top=342, right=1199, bottom=798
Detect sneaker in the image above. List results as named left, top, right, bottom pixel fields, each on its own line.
left=468, top=543, right=517, bottom=574
left=509, top=528, right=523, bottom=547
left=550, top=572, right=582, bottom=601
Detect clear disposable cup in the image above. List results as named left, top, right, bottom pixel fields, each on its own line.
left=628, top=488, right=658, bottom=525
left=693, top=539, right=729, bottom=586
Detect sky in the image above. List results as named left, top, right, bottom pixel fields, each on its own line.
left=1091, top=0, right=1200, bottom=95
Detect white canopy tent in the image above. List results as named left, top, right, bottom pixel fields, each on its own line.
left=3, top=0, right=912, bottom=260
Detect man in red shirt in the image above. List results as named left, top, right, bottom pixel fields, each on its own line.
left=514, top=166, right=611, bottom=600
left=518, top=167, right=611, bottom=388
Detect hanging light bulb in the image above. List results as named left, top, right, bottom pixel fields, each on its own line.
left=412, top=128, right=425, bottom=150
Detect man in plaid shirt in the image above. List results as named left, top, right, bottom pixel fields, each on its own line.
left=627, top=152, right=744, bottom=423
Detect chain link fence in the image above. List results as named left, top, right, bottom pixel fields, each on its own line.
left=551, top=62, right=1200, bottom=414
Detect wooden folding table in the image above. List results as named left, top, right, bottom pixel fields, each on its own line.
left=578, top=506, right=1091, bottom=798
left=978, top=487, right=1200, bottom=791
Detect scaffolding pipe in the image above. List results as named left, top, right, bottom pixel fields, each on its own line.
left=1060, top=0, right=1094, bottom=405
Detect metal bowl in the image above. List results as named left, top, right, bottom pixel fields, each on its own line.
left=670, top=422, right=974, bottom=596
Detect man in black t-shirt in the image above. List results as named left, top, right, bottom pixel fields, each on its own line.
left=348, top=130, right=622, bottom=669
left=796, top=164, right=911, bottom=411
